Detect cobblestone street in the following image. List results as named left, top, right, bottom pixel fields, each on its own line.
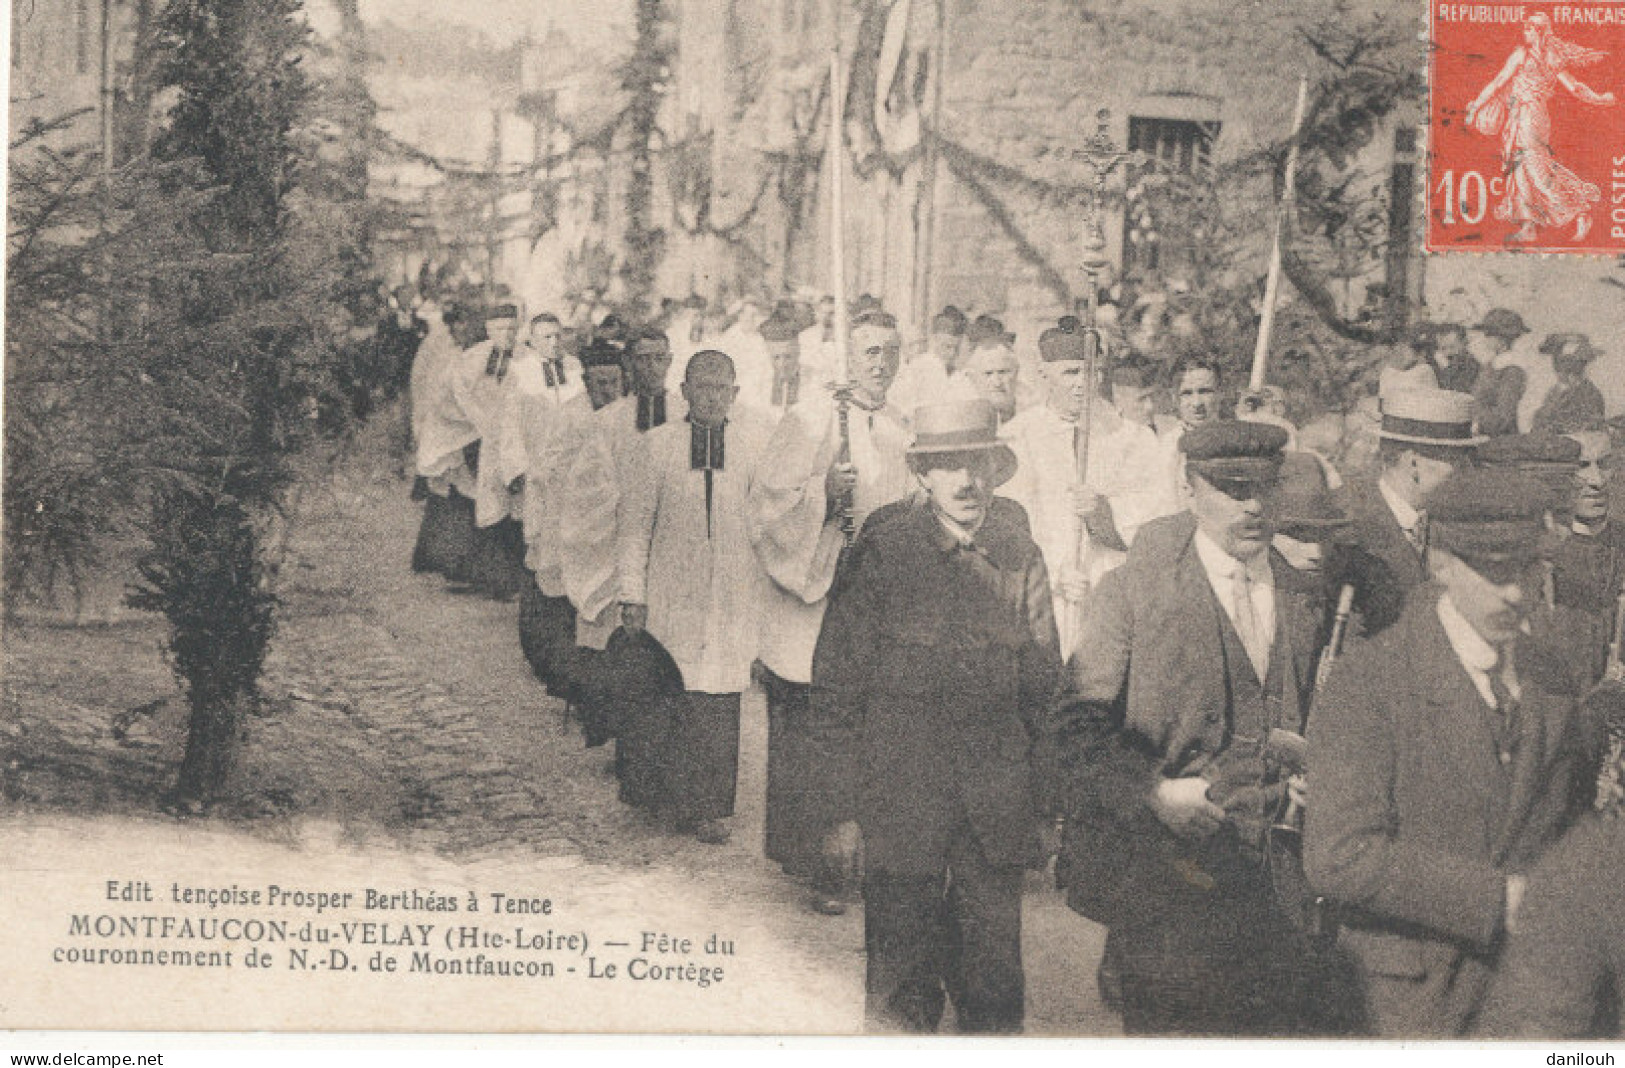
left=2, top=419, right=1112, bottom=1034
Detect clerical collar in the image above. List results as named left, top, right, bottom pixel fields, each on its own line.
left=484, top=346, right=513, bottom=380
left=543, top=356, right=567, bottom=389
left=772, top=371, right=800, bottom=408
left=635, top=391, right=667, bottom=432
left=689, top=418, right=726, bottom=471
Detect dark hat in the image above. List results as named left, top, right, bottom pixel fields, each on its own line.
left=594, top=626, right=685, bottom=708
left=1272, top=452, right=1350, bottom=541
left=1471, top=307, right=1530, bottom=341
left=1425, top=468, right=1554, bottom=564
left=906, top=400, right=1018, bottom=487
left=851, top=309, right=898, bottom=331
left=1037, top=327, right=1090, bottom=363
left=578, top=337, right=624, bottom=369
left=1476, top=433, right=1581, bottom=510
left=1543, top=332, right=1602, bottom=370
left=758, top=316, right=801, bottom=343
left=1379, top=387, right=1484, bottom=447
left=1057, top=315, right=1083, bottom=335
left=682, top=292, right=707, bottom=310
left=931, top=306, right=967, bottom=335
left=966, top=314, right=1009, bottom=348
left=1181, top=420, right=1290, bottom=482
left=486, top=303, right=519, bottom=321
left=851, top=294, right=884, bottom=317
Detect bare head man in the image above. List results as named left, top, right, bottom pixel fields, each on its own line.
left=849, top=311, right=903, bottom=406
left=682, top=349, right=739, bottom=428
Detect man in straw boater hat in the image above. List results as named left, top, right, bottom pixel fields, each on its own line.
left=1306, top=468, right=1594, bottom=1037
left=748, top=309, right=914, bottom=913
left=1053, top=421, right=1352, bottom=1036
left=1332, top=387, right=1483, bottom=640
left=811, top=399, right=1062, bottom=1032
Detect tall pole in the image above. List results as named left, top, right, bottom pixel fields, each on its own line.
left=830, top=48, right=850, bottom=381
left=1249, top=76, right=1309, bottom=394
left=911, top=0, right=948, bottom=337
left=99, top=0, right=115, bottom=174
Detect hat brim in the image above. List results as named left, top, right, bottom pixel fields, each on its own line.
left=1378, top=430, right=1487, bottom=447
left=906, top=443, right=1019, bottom=488
left=1186, top=458, right=1284, bottom=483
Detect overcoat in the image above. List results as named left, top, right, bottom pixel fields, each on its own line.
left=1304, top=593, right=1591, bottom=1036
left=1330, top=477, right=1428, bottom=641
left=810, top=496, right=1062, bottom=877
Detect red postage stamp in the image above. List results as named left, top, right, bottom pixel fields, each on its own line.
left=1427, top=1, right=1625, bottom=254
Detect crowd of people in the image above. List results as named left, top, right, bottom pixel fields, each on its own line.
left=402, top=288, right=1624, bottom=1038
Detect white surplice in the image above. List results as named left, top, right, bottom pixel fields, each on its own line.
left=619, top=406, right=775, bottom=695
left=495, top=358, right=591, bottom=597
left=747, top=396, right=915, bottom=684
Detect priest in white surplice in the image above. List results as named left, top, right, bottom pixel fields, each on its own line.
left=619, top=350, right=773, bottom=845
left=748, top=311, right=915, bottom=911
left=416, top=303, right=532, bottom=597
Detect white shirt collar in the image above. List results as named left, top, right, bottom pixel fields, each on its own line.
left=1436, top=594, right=1521, bottom=705
left=1377, top=475, right=1422, bottom=536
left=1193, top=528, right=1274, bottom=587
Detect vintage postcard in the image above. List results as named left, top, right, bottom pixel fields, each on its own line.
left=4, top=0, right=1622, bottom=1043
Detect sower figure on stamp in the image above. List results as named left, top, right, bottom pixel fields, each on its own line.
left=811, top=399, right=1062, bottom=1033
left=1305, top=468, right=1594, bottom=1037
left=1054, top=421, right=1353, bottom=1037
left=749, top=311, right=914, bottom=913
left=619, top=350, right=772, bottom=844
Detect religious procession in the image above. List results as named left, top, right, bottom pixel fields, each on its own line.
left=7, top=0, right=1625, bottom=1045
left=401, top=266, right=1625, bottom=1036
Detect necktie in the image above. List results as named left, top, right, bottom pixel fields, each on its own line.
left=544, top=358, right=566, bottom=389
left=1231, top=565, right=1269, bottom=681
left=1488, top=646, right=1520, bottom=766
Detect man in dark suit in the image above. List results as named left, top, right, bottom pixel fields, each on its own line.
left=1477, top=815, right=1625, bottom=1038
left=1055, top=421, right=1349, bottom=1036
left=1305, top=468, right=1593, bottom=1037
left=812, top=399, right=1063, bottom=1034
left=1333, top=387, right=1480, bottom=639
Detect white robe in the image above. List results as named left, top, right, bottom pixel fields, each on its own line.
left=556, top=392, right=684, bottom=649
left=1001, top=403, right=1181, bottom=655
left=747, top=396, right=915, bottom=683
left=888, top=352, right=953, bottom=422
left=421, top=340, right=538, bottom=526
left=496, top=359, right=590, bottom=596
left=619, top=406, right=775, bottom=694
left=409, top=313, right=459, bottom=453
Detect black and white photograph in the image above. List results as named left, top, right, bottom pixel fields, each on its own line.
left=3, top=0, right=1624, bottom=1044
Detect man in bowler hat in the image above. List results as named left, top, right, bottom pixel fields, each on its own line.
left=811, top=399, right=1062, bottom=1032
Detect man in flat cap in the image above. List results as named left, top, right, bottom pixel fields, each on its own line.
left=1306, top=468, right=1593, bottom=1037
left=1470, top=308, right=1531, bottom=437
left=1531, top=334, right=1606, bottom=436
left=619, top=350, right=773, bottom=844
left=749, top=310, right=914, bottom=912
left=1333, top=387, right=1482, bottom=639
left=812, top=399, right=1062, bottom=1033
left=1055, top=421, right=1347, bottom=1036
